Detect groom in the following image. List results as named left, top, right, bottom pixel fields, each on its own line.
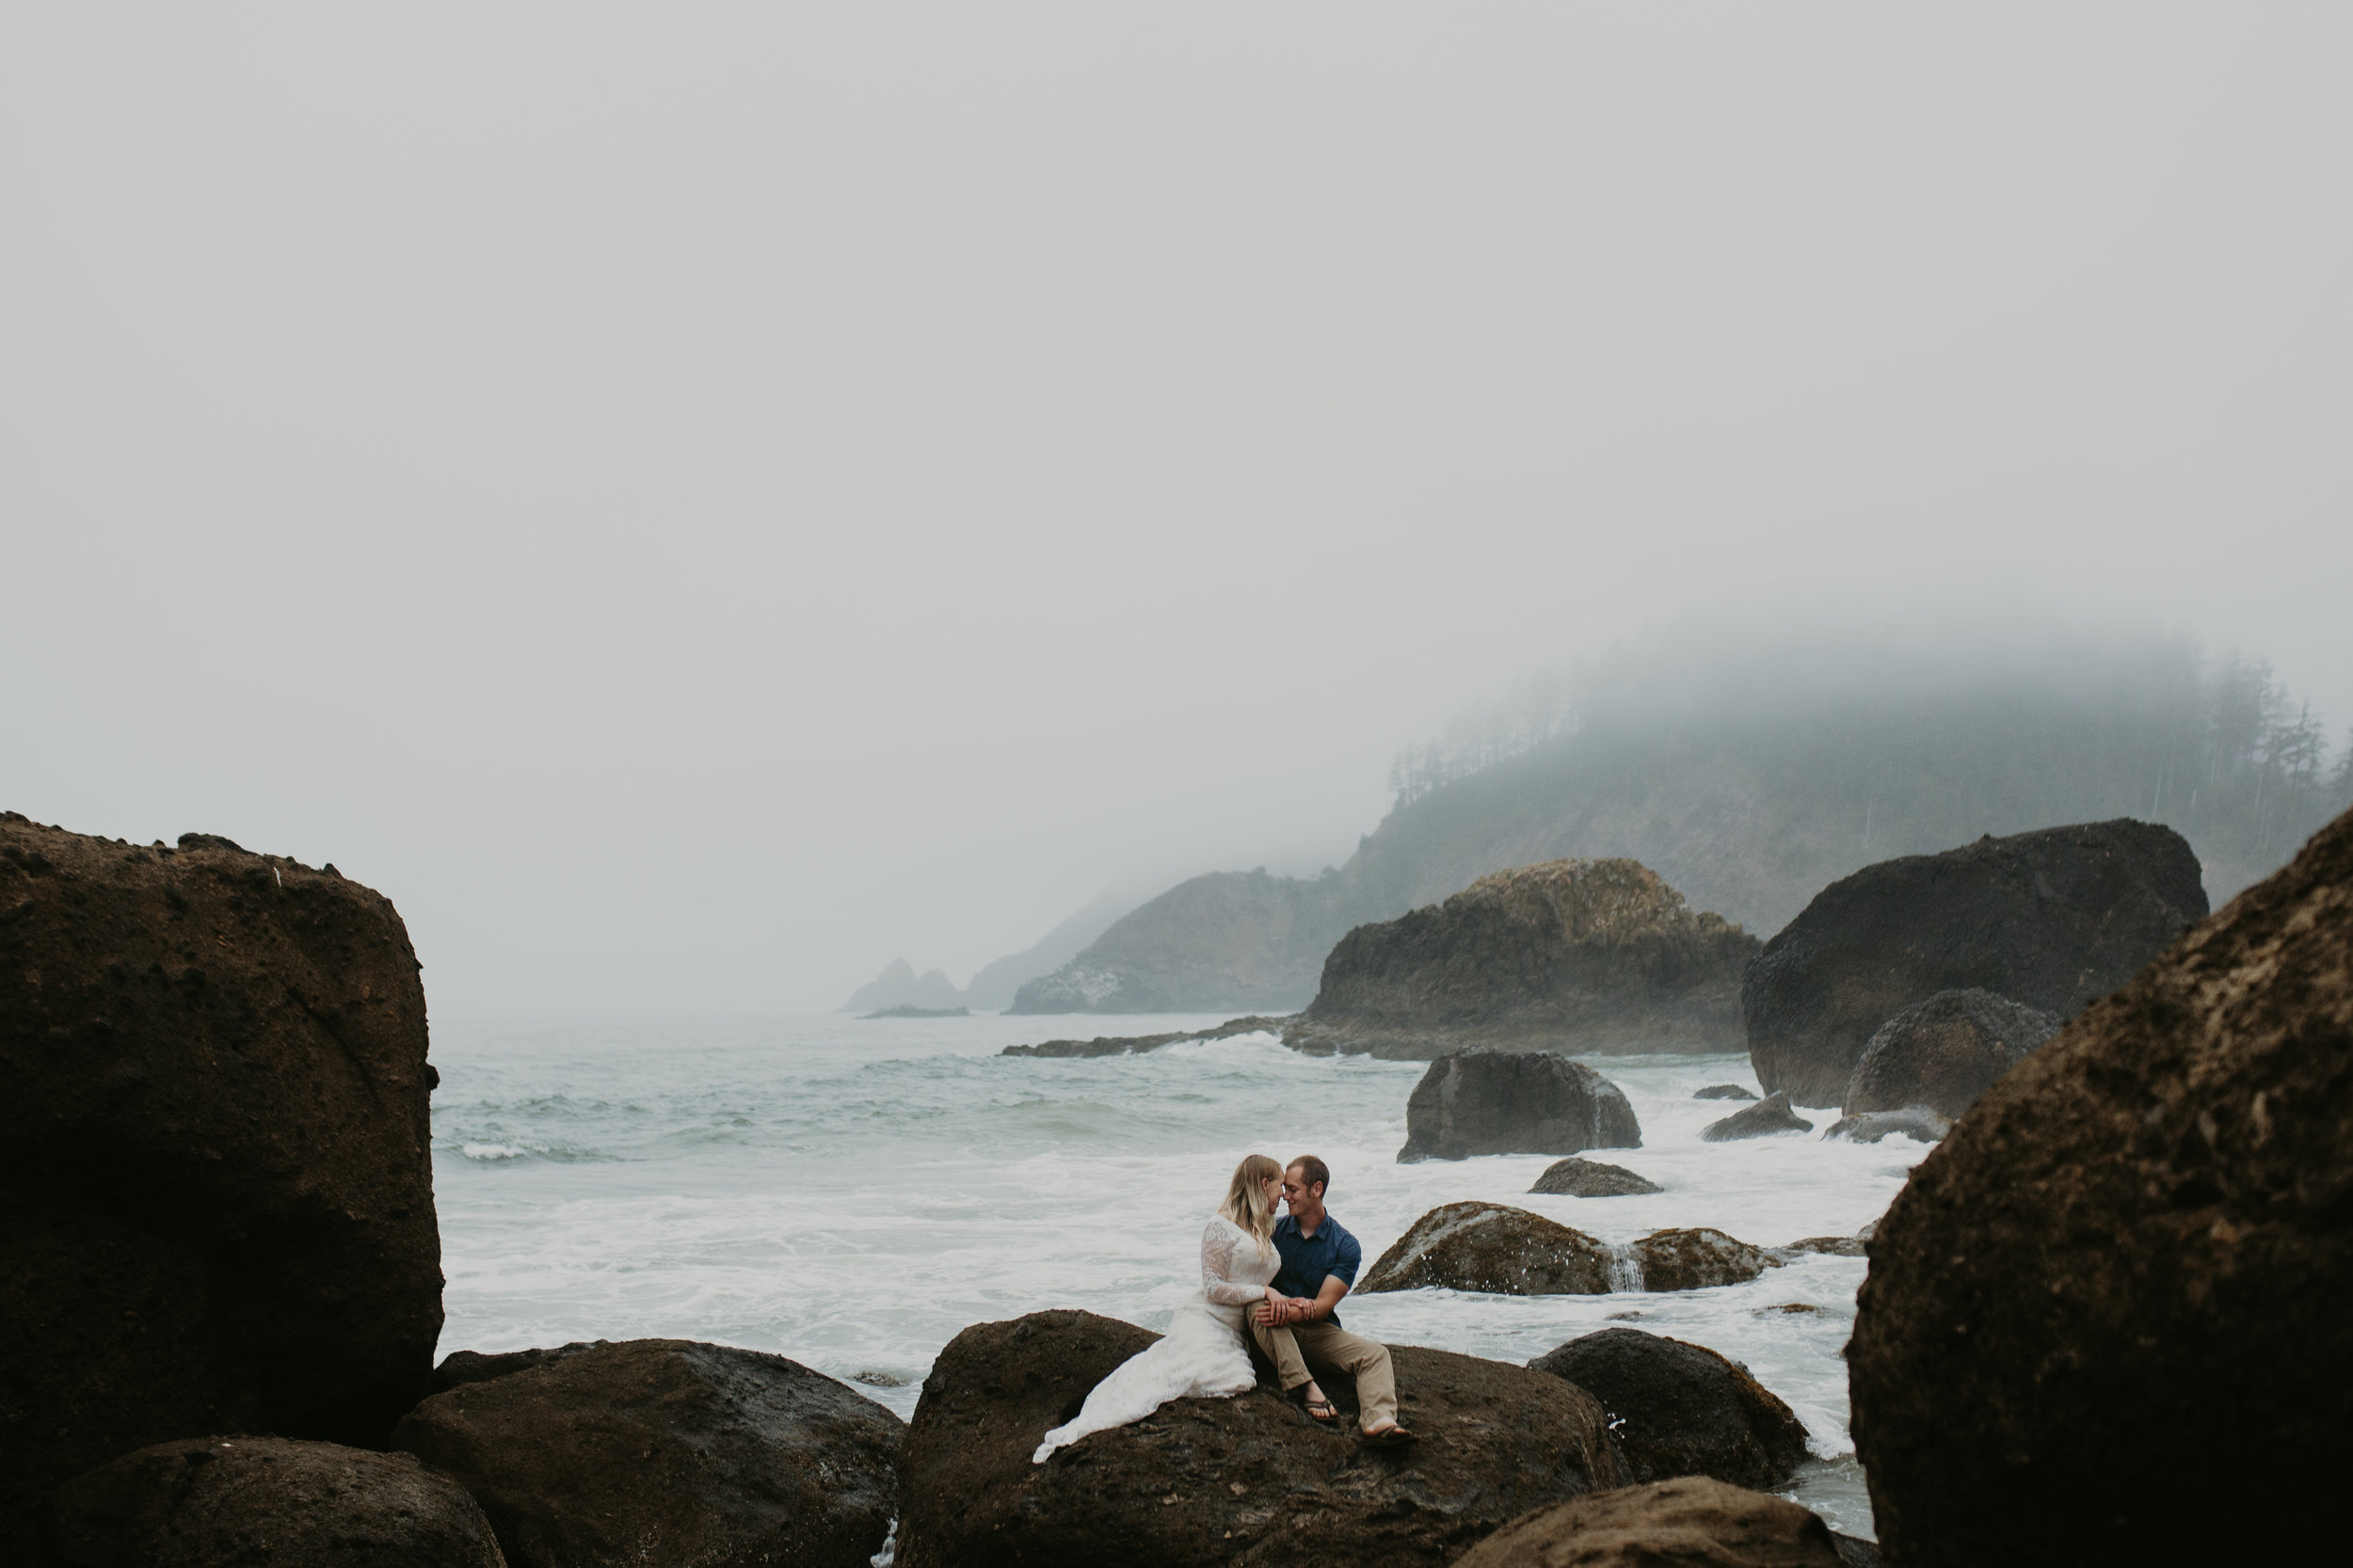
left=1251, top=1155, right=1416, bottom=1444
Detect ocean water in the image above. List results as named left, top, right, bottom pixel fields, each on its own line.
left=431, top=1013, right=1907, bottom=1539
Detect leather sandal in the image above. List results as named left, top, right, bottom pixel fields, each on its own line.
left=1301, top=1394, right=1340, bottom=1424
left=1360, top=1424, right=1418, bottom=1446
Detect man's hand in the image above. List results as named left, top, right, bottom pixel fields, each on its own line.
left=1255, top=1287, right=1288, bottom=1327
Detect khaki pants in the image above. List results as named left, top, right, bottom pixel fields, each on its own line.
left=1248, top=1316, right=1399, bottom=1432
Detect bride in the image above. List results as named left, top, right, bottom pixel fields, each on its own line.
left=1032, top=1154, right=1287, bottom=1463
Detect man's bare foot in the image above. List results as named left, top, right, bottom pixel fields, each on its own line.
left=1299, top=1382, right=1339, bottom=1423
left=1360, top=1419, right=1417, bottom=1445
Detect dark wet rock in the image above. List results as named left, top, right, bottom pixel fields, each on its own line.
left=0, top=816, right=441, bottom=1546
left=1287, top=859, right=1758, bottom=1059
left=1832, top=1534, right=1882, bottom=1567
left=1842, top=988, right=2058, bottom=1119
left=1743, top=819, right=2207, bottom=1107
left=1625, top=1228, right=1785, bottom=1291
left=1528, top=1328, right=1813, bottom=1489
left=50, top=1437, right=503, bottom=1568
left=430, top=1343, right=601, bottom=1394
left=895, top=1308, right=1629, bottom=1568
left=1530, top=1157, right=1663, bottom=1196
left=1702, top=1091, right=1814, bottom=1141
left=1001, top=1016, right=1289, bottom=1058
left=1854, top=1219, right=1877, bottom=1240
left=1774, top=1236, right=1868, bottom=1259
left=1820, top=1107, right=1950, bottom=1144
left=1396, top=1048, right=1641, bottom=1161
left=1849, top=807, right=2353, bottom=1566
left=1695, top=1083, right=1759, bottom=1100
left=1452, top=1477, right=1846, bottom=1568
left=1360, top=1202, right=1615, bottom=1294
left=390, top=1338, right=900, bottom=1568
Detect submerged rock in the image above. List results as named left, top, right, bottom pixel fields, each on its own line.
left=50, top=1437, right=504, bottom=1568
left=1624, top=1228, right=1785, bottom=1292
left=1742, top=819, right=2206, bottom=1106
left=1774, top=1236, right=1868, bottom=1259
left=391, top=1338, right=900, bottom=1568
left=1396, top=1048, right=1641, bottom=1161
left=1288, top=858, right=1759, bottom=1058
left=1359, top=1202, right=1615, bottom=1295
left=0, top=815, right=443, bottom=1546
left=1694, top=1083, right=1759, bottom=1100
left=895, top=1309, right=1629, bottom=1568
left=1528, top=1329, right=1814, bottom=1489
left=1849, top=806, right=2353, bottom=1566
left=1820, top=1106, right=1950, bottom=1145
left=1842, top=988, right=2057, bottom=1119
left=1702, top=1091, right=1814, bottom=1141
left=1530, top=1157, right=1664, bottom=1196
left=1452, top=1478, right=1847, bottom=1568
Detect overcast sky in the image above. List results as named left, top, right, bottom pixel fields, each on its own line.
left=6, top=5, right=2348, bottom=1016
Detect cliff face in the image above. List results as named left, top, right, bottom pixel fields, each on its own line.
left=1005, top=870, right=1353, bottom=1014
left=1287, top=859, right=1758, bottom=1058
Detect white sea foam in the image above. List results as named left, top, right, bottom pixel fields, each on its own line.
left=430, top=1013, right=1908, bottom=1538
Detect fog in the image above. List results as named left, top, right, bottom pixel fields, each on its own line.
left=5, top=5, right=2348, bottom=1015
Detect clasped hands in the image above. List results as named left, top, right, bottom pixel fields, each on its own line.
left=1255, top=1288, right=1314, bottom=1327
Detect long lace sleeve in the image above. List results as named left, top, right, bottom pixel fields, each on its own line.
left=1201, top=1220, right=1268, bottom=1305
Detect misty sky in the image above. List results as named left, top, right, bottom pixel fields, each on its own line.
left=6, top=6, right=2348, bottom=1016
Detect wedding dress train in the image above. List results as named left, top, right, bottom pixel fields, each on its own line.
left=1032, top=1215, right=1278, bottom=1463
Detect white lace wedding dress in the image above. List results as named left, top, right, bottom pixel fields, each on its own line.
left=1032, top=1215, right=1279, bottom=1463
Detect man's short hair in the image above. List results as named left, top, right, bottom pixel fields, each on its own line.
left=1289, top=1155, right=1331, bottom=1197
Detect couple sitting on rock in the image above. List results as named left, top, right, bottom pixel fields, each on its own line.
left=1032, top=1153, right=1416, bottom=1463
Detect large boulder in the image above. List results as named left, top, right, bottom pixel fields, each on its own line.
left=0, top=815, right=442, bottom=1549
left=1529, top=1157, right=1662, bottom=1196
left=1847, top=806, right=2353, bottom=1565
left=1842, top=987, right=2058, bottom=1119
left=49, top=1437, right=504, bottom=1568
left=1287, top=859, right=1759, bottom=1059
left=894, top=1308, right=1630, bottom=1568
left=1623, top=1228, right=1784, bottom=1292
left=390, top=1338, right=900, bottom=1568
left=1395, top=1049, right=1641, bottom=1162
left=1359, top=1203, right=1616, bottom=1295
left=1451, top=1478, right=1847, bottom=1568
left=1528, top=1329, right=1812, bottom=1489
left=1743, top=819, right=2207, bottom=1106
left=1701, top=1091, right=1813, bottom=1141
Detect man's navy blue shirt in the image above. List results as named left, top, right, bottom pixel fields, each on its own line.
left=1273, top=1212, right=1362, bottom=1328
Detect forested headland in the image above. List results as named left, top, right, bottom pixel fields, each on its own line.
left=1010, top=632, right=2350, bottom=1013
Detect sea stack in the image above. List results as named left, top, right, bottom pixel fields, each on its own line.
left=1742, top=820, right=2207, bottom=1106
left=1287, top=858, right=1758, bottom=1059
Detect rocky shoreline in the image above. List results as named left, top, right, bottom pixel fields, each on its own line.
left=9, top=803, right=2349, bottom=1565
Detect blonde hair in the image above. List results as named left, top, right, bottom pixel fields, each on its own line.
left=1220, top=1153, right=1284, bottom=1255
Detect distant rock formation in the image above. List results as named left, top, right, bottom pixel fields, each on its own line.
left=1701, top=1091, right=1813, bottom=1141
left=1743, top=819, right=2208, bottom=1106
left=52, top=1437, right=504, bottom=1568
left=1529, top=1157, right=1662, bottom=1196
left=1287, top=859, right=1758, bottom=1058
left=1843, top=988, right=2057, bottom=1120
left=1007, top=869, right=1351, bottom=1014
left=0, top=814, right=443, bottom=1553
left=1000, top=1015, right=1286, bottom=1058
left=1528, top=1329, right=1813, bottom=1489
left=1848, top=805, right=2353, bottom=1566
left=861, top=1004, right=968, bottom=1019
left=841, top=958, right=964, bottom=1014
left=1397, top=1049, right=1641, bottom=1162
left=1453, top=1478, right=1850, bottom=1568
left=392, top=1338, right=901, bottom=1568
left=894, top=1309, right=1628, bottom=1567
left=960, top=886, right=1142, bottom=1012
